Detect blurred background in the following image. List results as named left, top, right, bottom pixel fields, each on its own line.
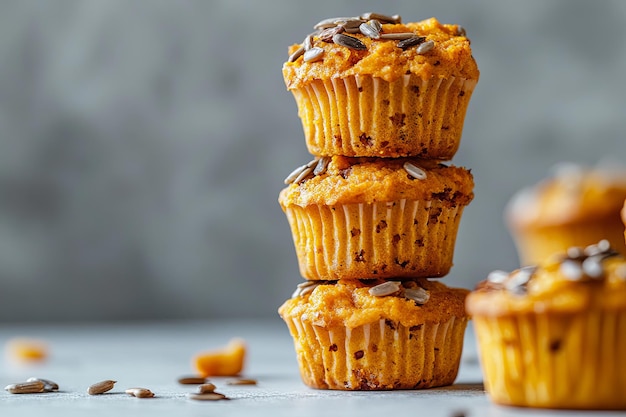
left=0, top=0, right=625, bottom=322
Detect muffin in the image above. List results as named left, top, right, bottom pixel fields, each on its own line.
left=505, top=162, right=626, bottom=266
left=466, top=240, right=626, bottom=409
left=279, top=156, right=474, bottom=280
left=279, top=278, right=469, bottom=390
left=283, top=13, right=479, bottom=159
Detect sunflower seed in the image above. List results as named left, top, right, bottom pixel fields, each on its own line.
left=318, top=26, right=345, bottom=42
left=368, top=19, right=383, bottom=33
left=87, top=380, right=116, bottom=395
left=178, top=376, right=208, bottom=385
left=359, top=22, right=380, bottom=39
left=505, top=266, right=536, bottom=293
left=188, top=392, right=229, bottom=401
left=5, top=381, right=45, bottom=394
left=26, top=377, right=58, bottom=392
left=487, top=270, right=509, bottom=284
left=226, top=378, right=257, bottom=386
left=566, top=246, right=584, bottom=259
left=380, top=32, right=415, bottom=40
left=582, top=256, right=605, bottom=278
left=360, top=12, right=401, bottom=24
left=337, top=18, right=365, bottom=30
left=292, top=281, right=320, bottom=298
left=584, top=239, right=611, bottom=257
left=369, top=281, right=401, bottom=296
left=403, top=162, right=427, bottom=180
left=125, top=387, right=155, bottom=398
left=304, top=35, right=314, bottom=51
left=398, top=36, right=426, bottom=50
left=284, top=164, right=308, bottom=184
left=287, top=44, right=304, bottom=63
left=332, top=33, right=367, bottom=50
left=313, top=156, right=329, bottom=176
left=293, top=165, right=314, bottom=184
left=304, top=47, right=324, bottom=62
left=560, top=260, right=584, bottom=281
left=404, top=287, right=430, bottom=305
left=314, top=16, right=361, bottom=30
left=416, top=40, right=435, bottom=54
left=457, top=26, right=467, bottom=37
left=616, top=265, right=626, bottom=280
left=197, top=383, right=217, bottom=394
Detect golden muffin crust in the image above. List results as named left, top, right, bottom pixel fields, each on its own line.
left=279, top=278, right=469, bottom=329
left=506, top=163, right=626, bottom=229
left=283, top=16, right=479, bottom=89
left=279, top=156, right=474, bottom=208
left=466, top=241, right=626, bottom=317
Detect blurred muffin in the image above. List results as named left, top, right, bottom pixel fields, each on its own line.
left=283, top=13, right=479, bottom=159
left=279, top=156, right=474, bottom=280
left=505, top=162, right=626, bottom=266
left=279, top=278, right=469, bottom=390
left=466, top=240, right=626, bottom=409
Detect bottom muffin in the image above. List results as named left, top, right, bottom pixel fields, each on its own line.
left=466, top=240, right=626, bottom=409
left=278, top=278, right=469, bottom=390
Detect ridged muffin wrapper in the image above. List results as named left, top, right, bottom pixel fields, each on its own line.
left=291, top=74, right=477, bottom=159
left=284, top=199, right=465, bottom=280
left=473, top=310, right=626, bottom=409
left=283, top=315, right=468, bottom=390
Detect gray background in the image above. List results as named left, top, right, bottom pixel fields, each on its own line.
left=0, top=0, right=624, bottom=322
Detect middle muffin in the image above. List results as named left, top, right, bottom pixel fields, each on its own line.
left=279, top=156, right=474, bottom=280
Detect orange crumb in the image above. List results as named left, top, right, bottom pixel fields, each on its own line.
left=5, top=337, right=49, bottom=362
left=193, top=338, right=246, bottom=377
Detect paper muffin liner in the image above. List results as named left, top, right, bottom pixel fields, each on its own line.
left=283, top=316, right=468, bottom=390
left=511, top=217, right=626, bottom=266
left=291, top=74, right=477, bottom=159
left=284, top=199, right=465, bottom=280
left=473, top=311, right=626, bottom=409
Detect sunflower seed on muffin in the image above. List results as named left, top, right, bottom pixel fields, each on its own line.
left=404, top=287, right=430, bottom=305
left=369, top=281, right=402, bottom=296
left=397, top=36, right=426, bottom=50
left=380, top=32, right=415, bottom=40
left=304, top=47, right=325, bottom=62
left=332, top=33, right=367, bottom=50
left=403, top=162, right=427, bottom=179
left=416, top=40, right=435, bottom=54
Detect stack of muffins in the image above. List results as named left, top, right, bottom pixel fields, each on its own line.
left=277, top=13, right=479, bottom=390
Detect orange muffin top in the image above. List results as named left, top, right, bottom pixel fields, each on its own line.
left=279, top=156, right=474, bottom=208
left=279, top=278, right=468, bottom=329
left=466, top=240, right=626, bottom=317
left=506, top=162, right=626, bottom=230
left=283, top=13, right=479, bottom=89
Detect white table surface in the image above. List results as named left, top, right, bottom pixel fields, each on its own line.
left=0, top=319, right=622, bottom=417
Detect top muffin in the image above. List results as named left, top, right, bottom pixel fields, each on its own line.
left=282, top=13, right=480, bottom=159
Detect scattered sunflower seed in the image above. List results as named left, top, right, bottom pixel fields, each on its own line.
left=582, top=256, right=605, bottom=278
left=416, top=40, right=435, bottom=54
left=360, top=12, right=400, bottom=24
left=332, top=33, right=367, bottom=50
left=292, top=281, right=321, bottom=298
left=5, top=381, right=45, bottom=394
left=287, top=45, right=304, bottom=63
left=303, top=47, right=325, bottom=62
left=457, top=26, right=467, bottom=37
left=304, top=35, right=314, bottom=51
left=314, top=16, right=361, bottom=30
left=487, top=270, right=509, bottom=284
left=313, top=156, right=329, bottom=176
left=284, top=163, right=309, bottom=185
left=26, top=377, right=59, bottom=392
left=397, top=36, right=426, bottom=50
left=404, top=287, right=430, bottom=305
left=197, top=383, right=217, bottom=394
left=125, top=387, right=155, bottom=398
left=566, top=246, right=584, bottom=259
left=188, top=392, right=229, bottom=401
left=293, top=165, right=315, bottom=184
left=226, top=378, right=257, bottom=386
left=87, top=380, right=116, bottom=395
left=584, top=239, right=611, bottom=257
left=178, top=376, right=208, bottom=385
left=505, top=266, right=536, bottom=294
left=369, top=281, right=402, bottom=296
left=380, top=32, right=415, bottom=40
left=368, top=19, right=383, bottom=33
left=318, top=26, right=345, bottom=42
left=560, top=259, right=584, bottom=281
left=337, top=18, right=365, bottom=30
left=359, top=22, right=380, bottom=39
left=403, top=162, right=427, bottom=180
